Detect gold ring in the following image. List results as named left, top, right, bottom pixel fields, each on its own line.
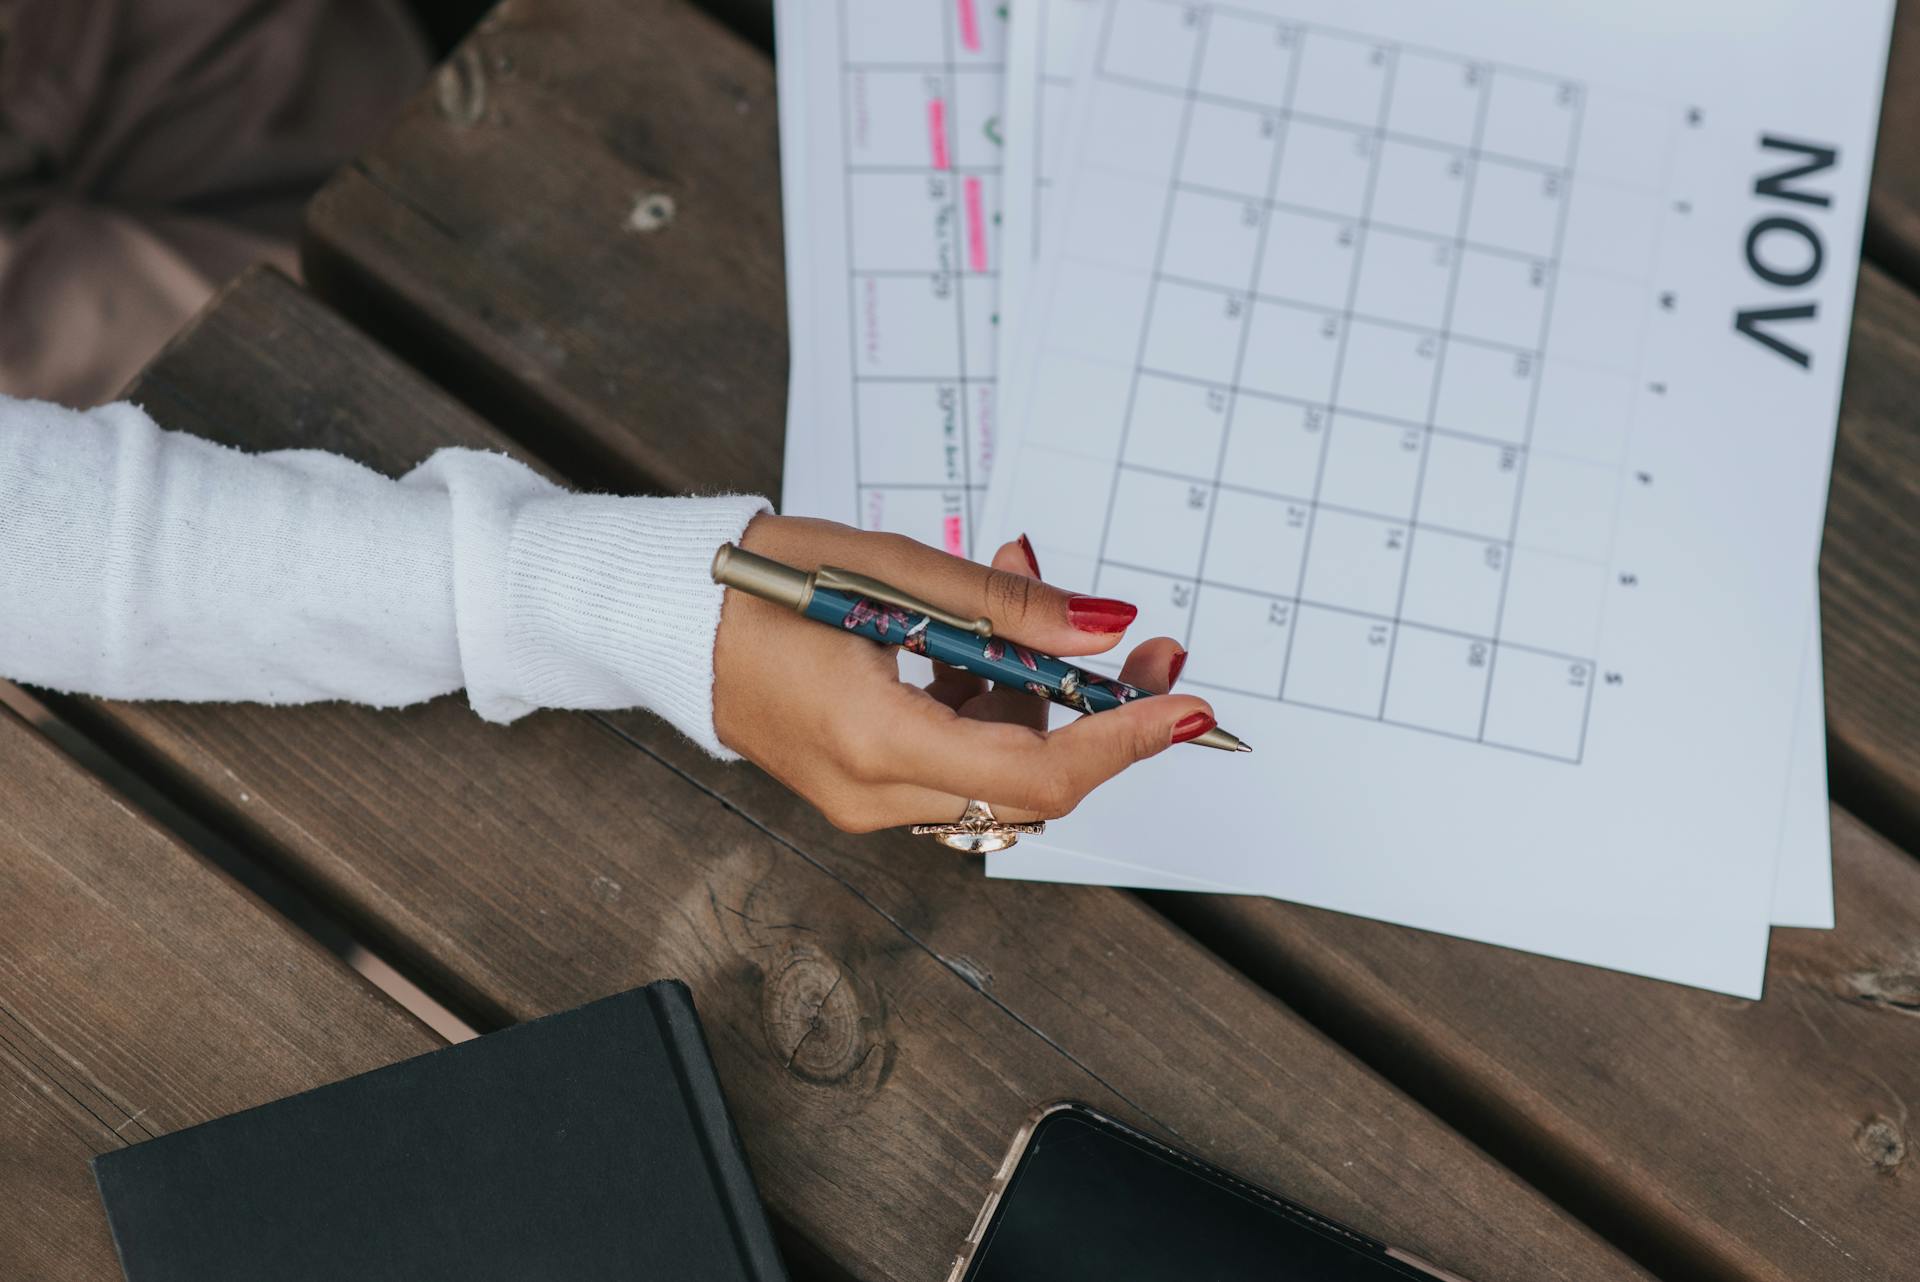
left=911, top=799, right=1045, bottom=854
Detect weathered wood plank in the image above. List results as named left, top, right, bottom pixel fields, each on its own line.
left=599, top=612, right=1920, bottom=1282
left=0, top=704, right=436, bottom=1280
left=1819, top=268, right=1920, bottom=831
left=1867, top=2, right=1920, bottom=283
left=69, top=265, right=1651, bottom=1282
left=1157, top=807, right=1920, bottom=1282
left=303, top=0, right=787, bottom=498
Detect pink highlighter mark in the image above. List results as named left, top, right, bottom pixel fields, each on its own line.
left=957, top=0, right=982, bottom=52
left=943, top=515, right=966, bottom=557
left=964, top=177, right=989, bottom=272
left=928, top=98, right=951, bottom=170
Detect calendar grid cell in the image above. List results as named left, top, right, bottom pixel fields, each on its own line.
left=1092, top=69, right=1606, bottom=180
left=1100, top=558, right=1595, bottom=658
left=1147, top=273, right=1554, bottom=357
left=1130, top=371, right=1577, bottom=457
left=1081, top=173, right=1657, bottom=274
left=1133, top=0, right=1599, bottom=93
left=1106, top=467, right=1609, bottom=563
left=1086, top=2, right=1611, bottom=763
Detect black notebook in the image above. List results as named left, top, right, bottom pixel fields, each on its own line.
left=92, top=982, right=788, bottom=1282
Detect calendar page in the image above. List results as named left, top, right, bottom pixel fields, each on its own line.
left=980, top=0, right=1890, bottom=994
left=992, top=0, right=1835, bottom=932
left=776, top=0, right=1011, bottom=556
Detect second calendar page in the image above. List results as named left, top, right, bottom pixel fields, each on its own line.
left=980, top=0, right=1889, bottom=995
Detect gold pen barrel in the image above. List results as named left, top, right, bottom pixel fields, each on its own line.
left=711, top=543, right=814, bottom=612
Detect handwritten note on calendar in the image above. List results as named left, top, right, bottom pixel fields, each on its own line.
left=776, top=0, right=1010, bottom=556
left=978, top=0, right=1890, bottom=996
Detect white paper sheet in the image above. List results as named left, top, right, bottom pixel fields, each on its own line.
left=995, top=0, right=1836, bottom=933
left=979, top=0, right=1884, bottom=994
left=775, top=0, right=1011, bottom=557
left=1770, top=605, right=1834, bottom=929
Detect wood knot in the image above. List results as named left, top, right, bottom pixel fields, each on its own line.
left=1843, top=966, right=1920, bottom=1015
left=435, top=47, right=487, bottom=128
left=1855, top=1116, right=1906, bottom=1172
left=942, top=953, right=992, bottom=992
left=628, top=193, right=676, bottom=233
left=761, top=948, right=883, bottom=1088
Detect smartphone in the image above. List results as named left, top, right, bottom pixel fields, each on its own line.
left=947, top=1103, right=1473, bottom=1282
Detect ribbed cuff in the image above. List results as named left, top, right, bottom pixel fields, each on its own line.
left=504, top=492, right=771, bottom=758
left=406, top=449, right=565, bottom=725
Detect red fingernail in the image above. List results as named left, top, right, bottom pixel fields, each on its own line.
left=1167, top=649, right=1188, bottom=687
left=1017, top=533, right=1042, bottom=579
left=1067, top=596, right=1138, bottom=633
left=1172, top=712, right=1216, bottom=745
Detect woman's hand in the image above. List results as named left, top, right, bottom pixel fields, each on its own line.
left=713, top=514, right=1215, bottom=833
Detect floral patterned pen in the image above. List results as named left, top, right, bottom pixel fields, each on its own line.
left=712, top=544, right=1251, bottom=753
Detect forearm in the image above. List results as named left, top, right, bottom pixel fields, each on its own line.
left=0, top=397, right=767, bottom=755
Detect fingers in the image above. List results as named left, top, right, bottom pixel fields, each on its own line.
left=925, top=537, right=1057, bottom=714
left=923, top=661, right=987, bottom=710
left=814, top=781, right=970, bottom=834
left=886, top=689, right=1215, bottom=821
left=951, top=632, right=1190, bottom=790
left=741, top=516, right=1139, bottom=658
left=985, top=537, right=1053, bottom=734
left=1116, top=637, right=1187, bottom=695
left=728, top=515, right=1209, bottom=836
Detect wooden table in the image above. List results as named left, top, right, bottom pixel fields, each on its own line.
left=4, top=2, right=1916, bottom=1278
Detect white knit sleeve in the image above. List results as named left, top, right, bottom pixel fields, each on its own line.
left=0, top=397, right=769, bottom=757
left=404, top=447, right=769, bottom=754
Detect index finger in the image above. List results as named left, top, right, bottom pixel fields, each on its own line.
left=741, top=517, right=1140, bottom=658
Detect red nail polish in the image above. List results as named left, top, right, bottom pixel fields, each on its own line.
left=1066, top=596, right=1138, bottom=633
left=1171, top=712, right=1216, bottom=745
left=1017, top=533, right=1042, bottom=579
left=1167, top=648, right=1188, bottom=687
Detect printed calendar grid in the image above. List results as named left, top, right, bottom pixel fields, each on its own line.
left=836, top=0, right=1004, bottom=557
left=1086, top=2, right=1604, bottom=763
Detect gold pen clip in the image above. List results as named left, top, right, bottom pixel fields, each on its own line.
left=815, top=566, right=994, bottom=638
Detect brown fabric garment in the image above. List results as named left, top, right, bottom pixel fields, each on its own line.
left=0, top=0, right=429, bottom=406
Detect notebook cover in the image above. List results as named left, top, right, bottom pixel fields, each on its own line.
left=92, top=981, right=789, bottom=1282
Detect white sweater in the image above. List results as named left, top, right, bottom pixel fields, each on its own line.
left=0, top=396, right=770, bottom=757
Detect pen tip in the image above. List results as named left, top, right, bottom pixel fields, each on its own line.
left=1236, top=742, right=1253, bottom=753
